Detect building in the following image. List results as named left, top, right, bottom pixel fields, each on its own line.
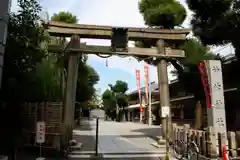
left=127, top=82, right=159, bottom=123
left=126, top=55, right=240, bottom=130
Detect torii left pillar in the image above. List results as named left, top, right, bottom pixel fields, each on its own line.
left=61, top=35, right=80, bottom=147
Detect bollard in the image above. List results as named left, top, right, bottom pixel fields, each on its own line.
left=165, top=115, right=169, bottom=159
left=95, top=117, right=99, bottom=156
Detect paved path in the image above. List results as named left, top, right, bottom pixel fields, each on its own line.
left=69, top=119, right=173, bottom=160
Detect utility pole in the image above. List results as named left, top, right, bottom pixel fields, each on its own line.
left=62, top=35, right=80, bottom=147
left=0, top=0, right=11, bottom=89
left=148, top=82, right=152, bottom=126
left=156, top=40, right=171, bottom=139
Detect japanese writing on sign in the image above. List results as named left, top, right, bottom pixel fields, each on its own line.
left=213, top=82, right=222, bottom=90
left=216, top=117, right=225, bottom=127
left=212, top=65, right=221, bottom=72
left=36, top=121, right=46, bottom=144
left=144, top=64, right=149, bottom=102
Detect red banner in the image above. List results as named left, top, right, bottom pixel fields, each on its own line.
left=144, top=64, right=149, bottom=103
left=198, top=61, right=211, bottom=108
left=136, top=69, right=143, bottom=112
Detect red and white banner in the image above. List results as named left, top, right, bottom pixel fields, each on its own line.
left=136, top=69, right=143, bottom=112
left=144, top=63, right=149, bottom=104
left=198, top=61, right=211, bottom=108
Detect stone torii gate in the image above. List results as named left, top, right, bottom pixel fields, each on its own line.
left=44, top=21, right=190, bottom=147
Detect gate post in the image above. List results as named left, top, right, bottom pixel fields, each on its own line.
left=61, top=35, right=80, bottom=147
left=156, top=39, right=172, bottom=138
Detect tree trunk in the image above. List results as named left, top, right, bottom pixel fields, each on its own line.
left=195, top=100, right=202, bottom=129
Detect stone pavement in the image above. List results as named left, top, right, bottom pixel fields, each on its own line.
left=69, top=119, right=176, bottom=160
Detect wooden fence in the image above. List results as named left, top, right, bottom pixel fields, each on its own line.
left=24, top=102, right=63, bottom=150
left=172, top=123, right=240, bottom=159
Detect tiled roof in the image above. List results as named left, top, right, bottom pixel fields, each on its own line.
left=128, top=82, right=159, bottom=95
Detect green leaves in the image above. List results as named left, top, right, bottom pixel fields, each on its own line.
left=76, top=62, right=100, bottom=103
left=172, top=38, right=219, bottom=101
left=139, top=0, right=186, bottom=28
left=49, top=11, right=100, bottom=107
left=181, top=39, right=215, bottom=65
left=1, top=0, right=46, bottom=102
left=111, top=80, right=128, bottom=93
left=102, top=80, right=129, bottom=118
left=35, top=53, right=66, bottom=101
left=186, top=0, right=240, bottom=59
left=51, top=11, right=78, bottom=24
left=0, top=0, right=47, bottom=154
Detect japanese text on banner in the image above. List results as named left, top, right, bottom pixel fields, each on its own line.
left=144, top=64, right=149, bottom=104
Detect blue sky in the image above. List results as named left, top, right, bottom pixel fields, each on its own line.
left=10, top=0, right=234, bottom=94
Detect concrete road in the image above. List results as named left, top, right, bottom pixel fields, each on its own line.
left=69, top=119, right=171, bottom=160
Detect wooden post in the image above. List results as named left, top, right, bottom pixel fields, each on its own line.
left=172, top=123, right=177, bottom=142
left=228, top=132, right=237, bottom=158
left=202, top=131, right=207, bottom=156
left=196, top=131, right=203, bottom=154
left=195, top=101, right=202, bottom=129
left=207, top=126, right=218, bottom=158
left=183, top=124, right=190, bottom=146
left=62, top=35, right=80, bottom=147
left=156, top=39, right=171, bottom=138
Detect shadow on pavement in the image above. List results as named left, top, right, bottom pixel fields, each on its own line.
left=71, top=119, right=105, bottom=159
left=130, top=127, right=163, bottom=141
left=72, top=119, right=164, bottom=160
left=15, top=147, right=66, bottom=160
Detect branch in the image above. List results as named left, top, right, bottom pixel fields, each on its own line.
left=169, top=59, right=184, bottom=73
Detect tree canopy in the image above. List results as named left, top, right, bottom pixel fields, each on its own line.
left=0, top=0, right=47, bottom=103
left=50, top=11, right=100, bottom=106
left=0, top=0, right=46, bottom=155
left=0, top=5, right=100, bottom=155
left=171, top=38, right=219, bottom=101
left=51, top=11, right=78, bottom=24
left=102, top=80, right=128, bottom=120
left=186, top=0, right=240, bottom=59
left=137, top=0, right=220, bottom=103
left=138, top=0, right=186, bottom=28
left=136, top=0, right=187, bottom=51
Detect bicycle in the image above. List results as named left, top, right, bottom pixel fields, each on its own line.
left=170, top=138, right=199, bottom=160
left=226, top=148, right=240, bottom=160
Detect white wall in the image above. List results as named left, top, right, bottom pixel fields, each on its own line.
left=90, top=108, right=105, bottom=118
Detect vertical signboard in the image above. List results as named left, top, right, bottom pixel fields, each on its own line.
left=206, top=60, right=227, bottom=140
left=36, top=121, right=46, bottom=144
left=135, top=69, right=143, bottom=112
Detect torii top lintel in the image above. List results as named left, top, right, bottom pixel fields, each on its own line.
left=44, top=21, right=191, bottom=41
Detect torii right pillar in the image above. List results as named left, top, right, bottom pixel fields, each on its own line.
left=156, top=39, right=172, bottom=139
